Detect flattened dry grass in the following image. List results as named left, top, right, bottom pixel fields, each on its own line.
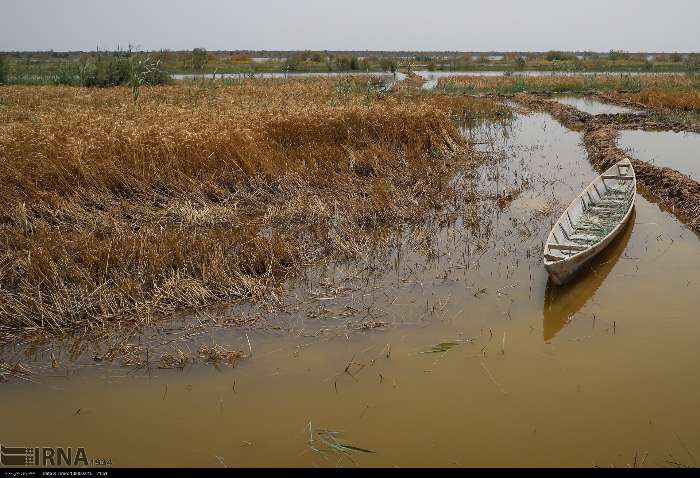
left=0, top=79, right=500, bottom=340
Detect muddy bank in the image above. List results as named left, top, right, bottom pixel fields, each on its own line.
left=510, top=93, right=700, bottom=231
left=590, top=93, right=700, bottom=134
left=508, top=91, right=700, bottom=133
left=583, top=126, right=700, bottom=228
left=510, top=93, right=592, bottom=129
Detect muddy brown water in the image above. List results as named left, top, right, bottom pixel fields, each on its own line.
left=619, top=129, right=700, bottom=181
left=2, top=111, right=700, bottom=467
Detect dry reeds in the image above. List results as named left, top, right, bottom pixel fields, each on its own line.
left=0, top=79, right=497, bottom=340
left=437, top=74, right=700, bottom=94
left=615, top=90, right=700, bottom=113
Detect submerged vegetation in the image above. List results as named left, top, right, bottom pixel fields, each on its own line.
left=0, top=78, right=508, bottom=341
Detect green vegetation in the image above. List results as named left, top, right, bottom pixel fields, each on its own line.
left=191, top=48, right=208, bottom=71
left=544, top=51, right=576, bottom=61
left=0, top=54, right=7, bottom=84
left=3, top=51, right=170, bottom=87
left=127, top=56, right=163, bottom=103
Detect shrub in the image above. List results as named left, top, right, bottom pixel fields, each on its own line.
left=0, top=55, right=7, bottom=84
left=545, top=51, right=574, bottom=61
left=192, top=48, right=208, bottom=71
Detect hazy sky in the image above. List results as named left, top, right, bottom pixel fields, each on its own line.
left=1, top=0, right=698, bottom=52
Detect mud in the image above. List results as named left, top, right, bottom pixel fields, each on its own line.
left=590, top=92, right=700, bottom=133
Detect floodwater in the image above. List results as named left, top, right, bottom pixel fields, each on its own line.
left=619, top=129, right=700, bottom=181
left=2, top=112, right=700, bottom=468
left=172, top=70, right=683, bottom=83
left=414, top=70, right=684, bottom=79
left=554, top=96, right=641, bottom=115
left=172, top=71, right=407, bottom=81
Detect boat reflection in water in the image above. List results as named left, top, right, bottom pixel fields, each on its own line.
left=542, top=209, right=635, bottom=342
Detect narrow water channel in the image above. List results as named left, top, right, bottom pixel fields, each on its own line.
left=2, top=111, right=699, bottom=467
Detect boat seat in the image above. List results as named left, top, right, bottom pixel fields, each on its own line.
left=570, top=234, right=598, bottom=243
left=544, top=254, right=565, bottom=262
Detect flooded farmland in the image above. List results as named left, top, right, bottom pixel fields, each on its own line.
left=3, top=108, right=700, bottom=467
left=619, top=130, right=700, bottom=181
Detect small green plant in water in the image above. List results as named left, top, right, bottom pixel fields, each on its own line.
left=420, top=339, right=473, bottom=354
left=309, top=428, right=375, bottom=458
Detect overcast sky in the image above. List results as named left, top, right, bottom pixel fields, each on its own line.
left=1, top=0, right=698, bottom=52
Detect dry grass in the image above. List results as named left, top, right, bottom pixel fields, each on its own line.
left=0, top=78, right=504, bottom=341
left=437, top=74, right=700, bottom=94
left=614, top=90, right=700, bottom=113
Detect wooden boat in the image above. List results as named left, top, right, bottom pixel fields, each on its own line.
left=544, top=158, right=636, bottom=285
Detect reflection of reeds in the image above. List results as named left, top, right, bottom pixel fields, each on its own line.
left=0, top=80, right=504, bottom=340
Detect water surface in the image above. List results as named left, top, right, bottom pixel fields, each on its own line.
left=172, top=72, right=406, bottom=81
left=555, top=96, right=641, bottom=115
left=619, top=129, right=700, bottom=181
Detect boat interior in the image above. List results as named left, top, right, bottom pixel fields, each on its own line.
left=545, top=160, right=635, bottom=263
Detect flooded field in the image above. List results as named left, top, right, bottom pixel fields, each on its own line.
left=173, top=70, right=684, bottom=84
left=619, top=130, right=700, bottom=181
left=2, top=109, right=700, bottom=467
left=554, top=96, right=640, bottom=115
left=172, top=71, right=407, bottom=81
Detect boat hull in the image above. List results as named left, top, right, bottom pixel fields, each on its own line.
left=544, top=158, right=636, bottom=286
left=545, top=203, right=635, bottom=285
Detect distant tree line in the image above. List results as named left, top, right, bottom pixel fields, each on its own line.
left=3, top=48, right=699, bottom=84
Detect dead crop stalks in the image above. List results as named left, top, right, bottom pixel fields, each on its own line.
left=0, top=79, right=502, bottom=344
